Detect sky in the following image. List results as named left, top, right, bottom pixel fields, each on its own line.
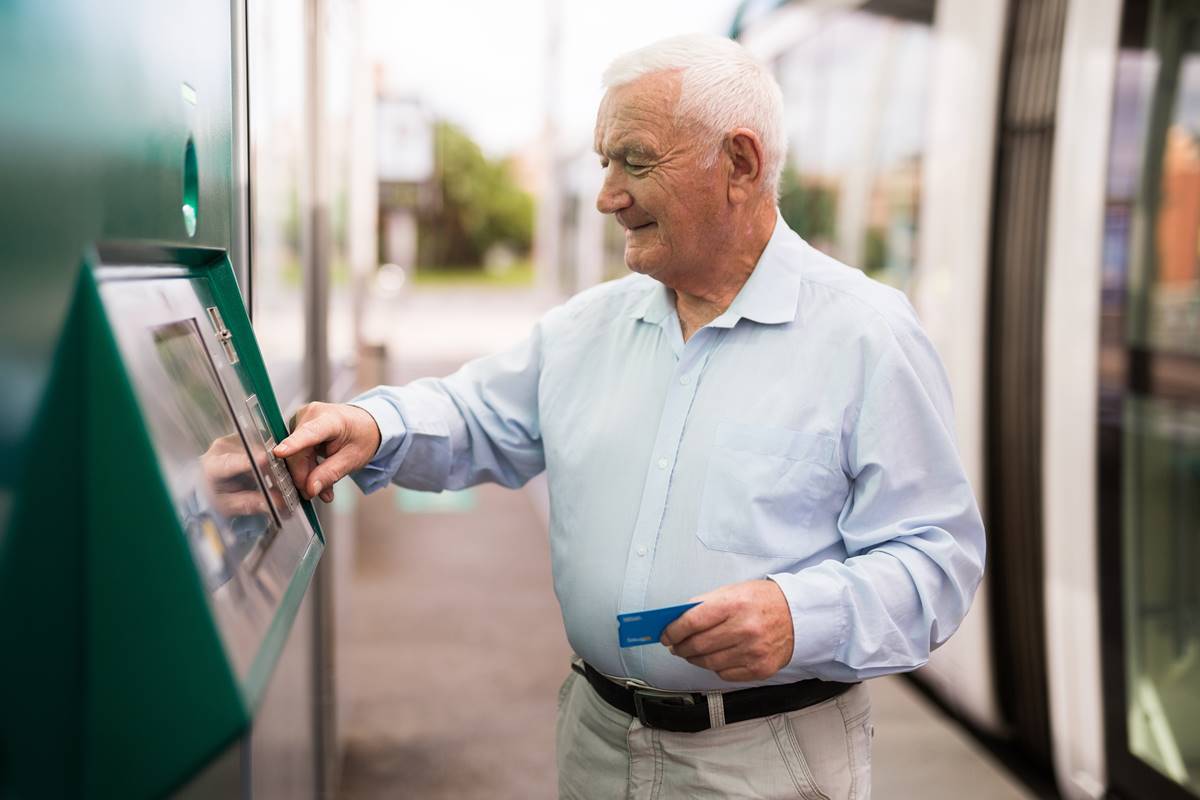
left=364, top=0, right=741, bottom=159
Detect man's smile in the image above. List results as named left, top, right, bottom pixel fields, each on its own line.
left=619, top=215, right=658, bottom=237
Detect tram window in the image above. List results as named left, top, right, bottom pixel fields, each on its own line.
left=1106, top=16, right=1200, bottom=358
left=771, top=6, right=932, bottom=293
left=1101, top=1, right=1200, bottom=793
left=1121, top=398, right=1200, bottom=790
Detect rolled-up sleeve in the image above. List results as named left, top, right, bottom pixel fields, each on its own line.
left=347, top=319, right=547, bottom=495
left=768, top=315, right=986, bottom=684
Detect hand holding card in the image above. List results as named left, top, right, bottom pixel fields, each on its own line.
left=617, top=602, right=702, bottom=648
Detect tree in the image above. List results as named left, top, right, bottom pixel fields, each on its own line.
left=777, top=165, right=837, bottom=247
left=417, top=121, right=534, bottom=269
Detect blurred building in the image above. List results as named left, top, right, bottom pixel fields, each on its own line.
left=375, top=94, right=435, bottom=273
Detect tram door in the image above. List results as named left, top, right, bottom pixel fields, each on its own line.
left=985, top=0, right=1069, bottom=774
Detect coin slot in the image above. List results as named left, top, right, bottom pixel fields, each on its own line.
left=182, top=136, right=199, bottom=237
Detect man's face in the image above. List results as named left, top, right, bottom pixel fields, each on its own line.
left=593, top=72, right=724, bottom=285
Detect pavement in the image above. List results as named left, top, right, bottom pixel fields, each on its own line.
left=334, top=286, right=1038, bottom=800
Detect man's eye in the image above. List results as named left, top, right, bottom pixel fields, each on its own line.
left=625, top=162, right=650, bottom=173
left=599, top=158, right=609, bottom=169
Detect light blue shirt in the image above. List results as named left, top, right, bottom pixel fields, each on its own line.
left=351, top=216, right=985, bottom=692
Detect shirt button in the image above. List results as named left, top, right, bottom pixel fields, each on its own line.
left=657, top=457, right=669, bottom=469
left=637, top=546, right=647, bottom=557
left=679, top=375, right=691, bottom=385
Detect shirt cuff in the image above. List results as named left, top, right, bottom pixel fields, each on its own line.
left=767, top=568, right=847, bottom=675
left=347, top=392, right=408, bottom=494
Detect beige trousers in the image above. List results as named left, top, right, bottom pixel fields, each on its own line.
left=555, top=669, right=873, bottom=800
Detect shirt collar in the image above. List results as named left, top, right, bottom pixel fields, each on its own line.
left=629, top=281, right=675, bottom=325
left=714, top=213, right=804, bottom=327
left=630, top=212, right=804, bottom=328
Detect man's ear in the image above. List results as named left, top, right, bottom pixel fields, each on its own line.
left=725, top=128, right=764, bottom=204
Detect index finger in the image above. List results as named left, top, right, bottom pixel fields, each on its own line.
left=282, top=449, right=319, bottom=499
left=662, top=598, right=728, bottom=647
left=273, top=415, right=335, bottom=459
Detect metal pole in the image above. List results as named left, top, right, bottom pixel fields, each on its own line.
left=305, top=1, right=339, bottom=797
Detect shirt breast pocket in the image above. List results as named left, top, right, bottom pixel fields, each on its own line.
left=697, top=421, right=845, bottom=559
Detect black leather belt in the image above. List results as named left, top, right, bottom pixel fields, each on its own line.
left=575, top=662, right=855, bottom=733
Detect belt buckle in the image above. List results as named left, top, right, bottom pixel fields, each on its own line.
left=631, top=687, right=695, bottom=728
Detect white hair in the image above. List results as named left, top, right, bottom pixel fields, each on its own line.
left=601, top=33, right=786, bottom=198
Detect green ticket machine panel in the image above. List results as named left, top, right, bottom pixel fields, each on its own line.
left=0, top=246, right=324, bottom=799
left=100, top=260, right=317, bottom=680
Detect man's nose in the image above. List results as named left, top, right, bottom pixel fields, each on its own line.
left=595, top=170, right=632, bottom=215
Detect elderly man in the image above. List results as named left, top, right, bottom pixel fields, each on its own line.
left=276, top=33, right=984, bottom=800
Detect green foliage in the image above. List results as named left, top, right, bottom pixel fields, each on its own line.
left=418, top=121, right=534, bottom=269
left=863, top=227, right=888, bottom=277
left=778, top=166, right=837, bottom=244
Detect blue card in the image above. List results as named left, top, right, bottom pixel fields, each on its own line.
left=617, top=602, right=702, bottom=648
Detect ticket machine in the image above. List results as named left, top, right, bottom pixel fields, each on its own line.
left=0, top=245, right=323, bottom=798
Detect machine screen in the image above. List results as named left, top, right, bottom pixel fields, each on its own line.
left=150, top=320, right=280, bottom=586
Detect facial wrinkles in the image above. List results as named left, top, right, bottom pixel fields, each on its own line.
left=596, top=116, right=692, bottom=228
left=595, top=74, right=684, bottom=174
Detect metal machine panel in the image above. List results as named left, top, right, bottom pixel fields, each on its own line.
left=0, top=249, right=324, bottom=799
left=99, top=272, right=316, bottom=680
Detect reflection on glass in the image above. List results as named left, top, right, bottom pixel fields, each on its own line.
left=1108, top=15, right=1200, bottom=357
left=1122, top=397, right=1200, bottom=792
left=151, top=321, right=279, bottom=585
left=771, top=8, right=931, bottom=291
left=248, top=0, right=309, bottom=409
left=1147, top=100, right=1200, bottom=355
left=322, top=0, right=360, bottom=374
